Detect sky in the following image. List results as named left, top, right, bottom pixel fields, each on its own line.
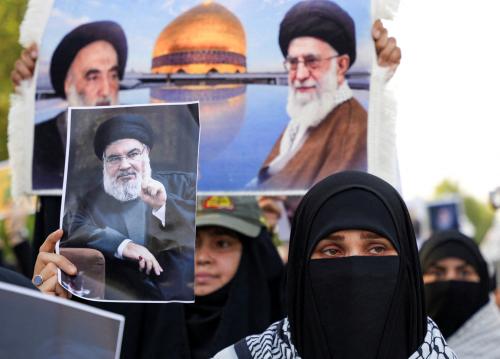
left=390, top=0, right=500, bottom=203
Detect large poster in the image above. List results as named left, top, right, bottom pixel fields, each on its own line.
left=57, top=103, right=199, bottom=302
left=31, top=0, right=372, bottom=194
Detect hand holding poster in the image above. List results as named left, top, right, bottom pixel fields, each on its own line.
left=57, top=103, right=199, bottom=302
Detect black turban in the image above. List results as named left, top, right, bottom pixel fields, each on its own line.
left=94, top=114, right=154, bottom=159
left=279, top=0, right=356, bottom=67
left=50, top=20, right=128, bottom=99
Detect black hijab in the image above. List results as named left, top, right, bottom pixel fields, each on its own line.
left=420, top=230, right=490, bottom=338
left=141, top=228, right=285, bottom=359
left=287, top=171, right=426, bottom=359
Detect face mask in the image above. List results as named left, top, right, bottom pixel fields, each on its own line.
left=424, top=281, right=483, bottom=338
left=307, top=256, right=399, bottom=359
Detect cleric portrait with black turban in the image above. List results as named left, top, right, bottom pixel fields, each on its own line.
left=33, top=20, right=128, bottom=191
left=257, top=0, right=367, bottom=191
left=60, top=113, right=196, bottom=301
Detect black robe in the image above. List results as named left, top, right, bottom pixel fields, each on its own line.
left=61, top=171, right=196, bottom=301
left=32, top=114, right=65, bottom=191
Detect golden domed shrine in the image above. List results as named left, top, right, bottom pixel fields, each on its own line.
left=152, top=1, right=247, bottom=74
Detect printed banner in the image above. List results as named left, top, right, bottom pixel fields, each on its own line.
left=31, top=0, right=372, bottom=194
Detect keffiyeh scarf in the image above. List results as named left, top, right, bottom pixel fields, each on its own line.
left=447, top=298, right=500, bottom=359
left=225, top=317, right=457, bottom=359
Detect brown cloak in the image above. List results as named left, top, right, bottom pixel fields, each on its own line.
left=258, top=98, right=367, bottom=190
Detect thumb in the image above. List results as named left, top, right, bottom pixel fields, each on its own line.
left=39, top=229, right=63, bottom=253
left=28, top=43, right=38, bottom=59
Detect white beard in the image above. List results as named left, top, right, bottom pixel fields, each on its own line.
left=66, top=83, right=116, bottom=107
left=267, top=63, right=354, bottom=176
left=103, top=156, right=152, bottom=202
left=286, top=62, right=339, bottom=129
left=66, top=84, right=87, bottom=107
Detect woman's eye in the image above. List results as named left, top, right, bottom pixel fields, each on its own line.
left=434, top=271, right=445, bottom=279
left=369, top=246, right=386, bottom=254
left=459, top=269, right=473, bottom=279
left=216, top=240, right=231, bottom=249
left=321, top=247, right=340, bottom=256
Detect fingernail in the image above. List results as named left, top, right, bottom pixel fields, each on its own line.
left=31, top=50, right=38, bottom=58
left=374, top=30, right=380, bottom=38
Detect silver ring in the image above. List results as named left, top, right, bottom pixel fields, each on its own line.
left=33, top=274, right=44, bottom=286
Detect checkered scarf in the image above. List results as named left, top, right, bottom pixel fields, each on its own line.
left=220, top=317, right=457, bottom=359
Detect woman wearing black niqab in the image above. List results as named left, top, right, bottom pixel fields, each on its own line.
left=215, top=171, right=456, bottom=359
left=420, top=230, right=500, bottom=358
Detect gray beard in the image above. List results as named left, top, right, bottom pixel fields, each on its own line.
left=286, top=64, right=338, bottom=128
left=66, top=84, right=116, bottom=107
left=103, top=157, right=152, bottom=202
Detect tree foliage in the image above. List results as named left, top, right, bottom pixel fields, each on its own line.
left=0, top=0, right=27, bottom=161
left=433, top=179, right=494, bottom=243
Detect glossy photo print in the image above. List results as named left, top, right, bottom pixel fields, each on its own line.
left=57, top=103, right=199, bottom=302
left=31, top=0, right=372, bottom=194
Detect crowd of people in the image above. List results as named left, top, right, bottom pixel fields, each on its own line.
left=2, top=0, right=500, bottom=358
left=6, top=172, right=500, bottom=358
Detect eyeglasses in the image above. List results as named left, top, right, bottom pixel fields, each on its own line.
left=104, top=145, right=146, bottom=167
left=283, top=54, right=339, bottom=72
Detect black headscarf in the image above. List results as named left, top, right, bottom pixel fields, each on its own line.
left=141, top=228, right=285, bottom=358
left=287, top=171, right=426, bottom=359
left=420, top=230, right=490, bottom=338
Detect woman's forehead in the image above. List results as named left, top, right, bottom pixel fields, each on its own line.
left=323, top=229, right=386, bottom=240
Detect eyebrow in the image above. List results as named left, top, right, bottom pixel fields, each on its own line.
left=107, top=147, right=142, bottom=158
left=109, top=65, right=119, bottom=73
left=287, top=53, right=320, bottom=59
left=431, top=263, right=470, bottom=271
left=84, top=68, right=101, bottom=78
left=360, top=231, right=384, bottom=240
